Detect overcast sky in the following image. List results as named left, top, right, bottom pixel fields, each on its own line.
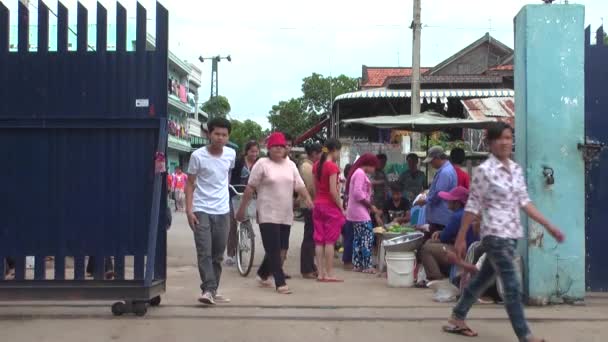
left=6, top=0, right=608, bottom=128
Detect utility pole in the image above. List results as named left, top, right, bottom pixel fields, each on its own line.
left=198, top=55, right=232, bottom=100
left=210, top=57, right=219, bottom=99
left=411, top=0, right=422, bottom=115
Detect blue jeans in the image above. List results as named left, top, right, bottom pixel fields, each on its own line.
left=453, top=236, right=531, bottom=341
left=342, top=221, right=354, bottom=264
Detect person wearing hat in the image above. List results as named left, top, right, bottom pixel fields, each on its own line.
left=236, top=132, right=313, bottom=294
left=419, top=186, right=479, bottom=282
left=415, top=146, right=458, bottom=233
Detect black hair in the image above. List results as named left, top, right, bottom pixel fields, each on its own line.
left=316, top=138, right=342, bottom=181
left=406, top=153, right=419, bottom=162
left=487, top=122, right=513, bottom=143
left=344, top=163, right=352, bottom=179
left=244, top=140, right=259, bottom=154
left=389, top=182, right=402, bottom=193
left=284, top=133, right=294, bottom=144
left=175, top=165, right=182, bottom=170
left=305, top=142, right=322, bottom=157
left=207, top=117, right=232, bottom=134
left=450, top=148, right=466, bottom=165
left=377, top=153, right=388, bottom=162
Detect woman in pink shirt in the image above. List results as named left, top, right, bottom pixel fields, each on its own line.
left=173, top=166, right=188, bottom=212
left=345, top=153, right=381, bottom=274
left=236, top=132, right=313, bottom=294
left=312, top=139, right=346, bottom=282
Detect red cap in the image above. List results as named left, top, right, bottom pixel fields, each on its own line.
left=438, top=186, right=469, bottom=204
left=266, top=132, right=287, bottom=149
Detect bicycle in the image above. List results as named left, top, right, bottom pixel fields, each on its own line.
left=229, top=185, right=256, bottom=277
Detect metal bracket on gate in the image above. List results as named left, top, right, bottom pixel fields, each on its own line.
left=578, top=140, right=606, bottom=163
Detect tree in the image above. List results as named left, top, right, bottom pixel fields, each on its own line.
left=230, top=119, right=264, bottom=151
left=201, top=96, right=231, bottom=118
left=267, top=98, right=315, bottom=138
left=301, top=73, right=359, bottom=114
left=267, top=73, right=358, bottom=142
left=604, top=33, right=608, bottom=46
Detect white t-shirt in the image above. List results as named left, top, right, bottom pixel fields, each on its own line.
left=188, top=146, right=236, bottom=215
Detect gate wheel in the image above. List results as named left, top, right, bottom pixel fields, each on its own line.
left=150, top=296, right=161, bottom=307
left=111, top=302, right=126, bottom=316
left=133, top=302, right=148, bottom=316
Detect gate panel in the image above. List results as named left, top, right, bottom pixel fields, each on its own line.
left=0, top=1, right=169, bottom=307
left=584, top=26, right=608, bottom=292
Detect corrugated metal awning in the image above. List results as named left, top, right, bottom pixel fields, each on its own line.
left=334, top=88, right=514, bottom=102
left=461, top=97, right=515, bottom=124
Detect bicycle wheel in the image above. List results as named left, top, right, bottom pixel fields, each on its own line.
left=236, top=220, right=255, bottom=277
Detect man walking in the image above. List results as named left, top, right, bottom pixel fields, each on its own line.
left=443, top=122, right=564, bottom=341
left=415, top=146, right=457, bottom=233
left=299, top=143, right=322, bottom=279
left=186, top=118, right=236, bottom=305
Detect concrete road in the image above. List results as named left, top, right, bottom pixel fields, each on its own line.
left=1, top=211, right=607, bottom=342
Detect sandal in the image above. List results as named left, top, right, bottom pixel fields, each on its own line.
left=276, top=286, right=292, bottom=294
left=362, top=268, right=377, bottom=274
left=442, top=324, right=478, bottom=337
left=318, top=277, right=344, bottom=283
left=256, top=276, right=273, bottom=288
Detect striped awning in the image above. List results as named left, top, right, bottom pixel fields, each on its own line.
left=334, top=88, right=514, bottom=102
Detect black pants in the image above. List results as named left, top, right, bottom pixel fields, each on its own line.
left=300, top=209, right=317, bottom=275
left=258, top=223, right=290, bottom=288
left=86, top=257, right=114, bottom=275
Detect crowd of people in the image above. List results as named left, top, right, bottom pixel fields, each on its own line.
left=183, top=118, right=565, bottom=342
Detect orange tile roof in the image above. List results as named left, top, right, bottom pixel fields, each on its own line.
left=362, top=67, right=431, bottom=88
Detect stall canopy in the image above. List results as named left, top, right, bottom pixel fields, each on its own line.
left=342, top=110, right=496, bottom=131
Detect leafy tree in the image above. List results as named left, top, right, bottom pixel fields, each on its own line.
left=267, top=73, right=358, bottom=142
left=604, top=33, right=608, bottom=45
left=230, top=119, right=264, bottom=151
left=301, top=73, right=359, bottom=114
left=267, top=98, right=315, bottom=138
left=428, top=132, right=470, bottom=151
left=202, top=96, right=231, bottom=118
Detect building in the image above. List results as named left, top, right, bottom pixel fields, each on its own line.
left=332, top=33, right=515, bottom=151
left=139, top=35, right=207, bottom=173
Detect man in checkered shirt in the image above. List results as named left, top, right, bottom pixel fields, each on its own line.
left=443, top=122, right=565, bottom=342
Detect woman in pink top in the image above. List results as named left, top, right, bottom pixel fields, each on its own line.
left=173, top=166, right=188, bottom=212
left=312, top=139, right=346, bottom=282
left=236, top=132, right=313, bottom=294
left=345, top=153, right=381, bottom=274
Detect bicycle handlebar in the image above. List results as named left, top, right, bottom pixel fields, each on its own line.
left=229, top=184, right=247, bottom=196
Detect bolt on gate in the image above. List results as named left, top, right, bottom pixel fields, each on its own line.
left=0, top=1, right=169, bottom=316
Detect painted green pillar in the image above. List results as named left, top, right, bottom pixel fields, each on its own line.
left=514, top=4, right=586, bottom=304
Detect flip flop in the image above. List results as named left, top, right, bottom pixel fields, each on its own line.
left=321, top=277, right=344, bottom=283
left=276, top=286, right=292, bottom=294
left=442, top=325, right=478, bottom=337
left=256, top=276, right=273, bottom=288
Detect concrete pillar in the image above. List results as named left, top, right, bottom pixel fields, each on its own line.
left=514, top=4, right=586, bottom=304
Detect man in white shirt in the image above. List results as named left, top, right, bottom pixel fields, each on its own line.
left=186, top=117, right=236, bottom=305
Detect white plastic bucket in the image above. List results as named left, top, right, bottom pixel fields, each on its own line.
left=386, top=251, right=416, bottom=287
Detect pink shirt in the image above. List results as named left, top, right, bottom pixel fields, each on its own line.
left=248, top=158, right=305, bottom=225
left=346, top=168, right=372, bottom=222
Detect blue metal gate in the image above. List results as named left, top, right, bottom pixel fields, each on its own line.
left=584, top=25, right=608, bottom=292
left=0, top=1, right=169, bottom=315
